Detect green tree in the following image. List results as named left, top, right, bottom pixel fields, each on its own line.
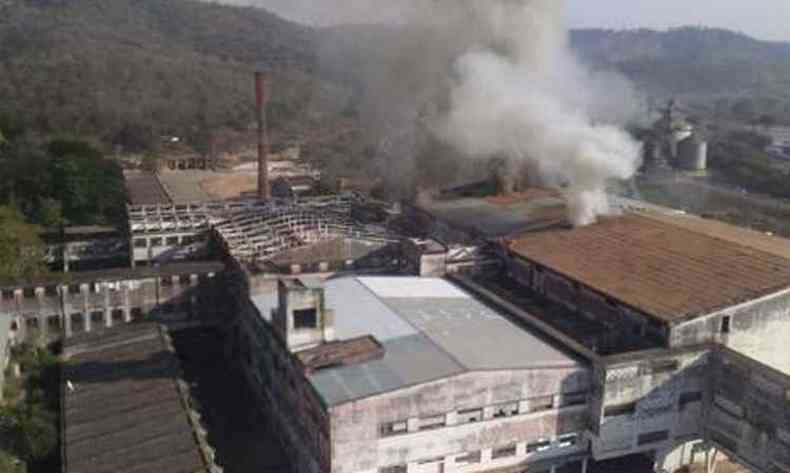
left=0, top=206, right=46, bottom=284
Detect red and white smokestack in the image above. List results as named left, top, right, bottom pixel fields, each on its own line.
left=255, top=71, right=271, bottom=200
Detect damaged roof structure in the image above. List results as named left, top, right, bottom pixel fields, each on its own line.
left=61, top=323, right=218, bottom=473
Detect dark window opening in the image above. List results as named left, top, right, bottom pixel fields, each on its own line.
left=131, top=307, right=144, bottom=321
left=379, top=465, right=407, bottom=473
left=1, top=290, right=13, bottom=300
left=69, top=284, right=81, bottom=294
left=493, top=402, right=519, bottom=418
left=150, top=237, right=163, bottom=247
left=679, top=391, right=703, bottom=409
left=294, top=308, right=318, bottom=329
left=458, top=407, right=483, bottom=424
left=23, top=288, right=35, bottom=298
left=161, top=277, right=173, bottom=287
left=166, top=236, right=179, bottom=246
left=134, top=238, right=147, bottom=248
left=492, top=445, right=517, bottom=459
left=637, top=430, right=669, bottom=446
left=379, top=421, right=408, bottom=438
left=179, top=275, right=191, bottom=285
left=90, top=311, right=103, bottom=324
left=721, top=316, right=731, bottom=334
left=45, top=286, right=58, bottom=296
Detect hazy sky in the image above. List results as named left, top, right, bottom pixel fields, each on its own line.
left=566, top=0, right=790, bottom=42
left=227, top=0, right=790, bottom=42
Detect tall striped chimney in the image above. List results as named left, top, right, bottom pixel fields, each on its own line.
left=255, top=71, right=271, bottom=200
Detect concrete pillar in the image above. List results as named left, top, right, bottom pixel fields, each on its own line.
left=63, top=304, right=73, bottom=338
left=581, top=458, right=588, bottom=473
left=446, top=412, right=458, bottom=427
left=104, top=283, right=113, bottom=328
left=84, top=312, right=92, bottom=333
left=123, top=285, right=132, bottom=323
left=550, top=466, right=557, bottom=473
left=518, top=400, right=529, bottom=414
left=407, top=418, right=419, bottom=433
left=516, top=442, right=527, bottom=457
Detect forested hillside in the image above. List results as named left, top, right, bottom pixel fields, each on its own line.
left=0, top=0, right=329, bottom=151
left=571, top=27, right=790, bottom=100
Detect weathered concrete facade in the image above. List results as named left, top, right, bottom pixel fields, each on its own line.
left=331, top=368, right=590, bottom=473
left=670, top=288, right=790, bottom=374
left=0, top=262, right=224, bottom=340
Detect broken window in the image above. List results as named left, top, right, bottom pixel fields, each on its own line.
left=418, top=414, right=446, bottom=431
left=293, top=308, right=318, bottom=329
left=492, top=402, right=519, bottom=418
left=492, top=444, right=517, bottom=459
left=721, top=315, right=731, bottom=334
left=379, top=420, right=408, bottom=438
left=679, top=391, right=703, bottom=410
left=457, top=407, right=483, bottom=424
left=637, top=430, right=669, bottom=446
left=379, top=465, right=406, bottom=473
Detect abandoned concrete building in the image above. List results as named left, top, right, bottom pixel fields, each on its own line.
left=5, top=164, right=790, bottom=473
left=216, top=185, right=790, bottom=473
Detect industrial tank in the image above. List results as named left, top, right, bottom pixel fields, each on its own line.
left=677, top=134, right=708, bottom=172
left=669, top=124, right=693, bottom=160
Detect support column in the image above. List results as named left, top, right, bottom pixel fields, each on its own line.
left=122, top=283, right=132, bottom=323
left=104, top=283, right=113, bottom=329
left=80, top=284, right=91, bottom=332
left=581, top=458, right=588, bottom=473
left=63, top=302, right=73, bottom=338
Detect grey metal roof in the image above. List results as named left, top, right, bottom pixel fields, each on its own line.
left=251, top=276, right=579, bottom=406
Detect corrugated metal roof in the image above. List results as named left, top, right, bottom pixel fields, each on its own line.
left=252, top=276, right=578, bottom=406
left=510, top=213, right=790, bottom=322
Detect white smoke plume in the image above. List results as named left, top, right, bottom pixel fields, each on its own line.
left=430, top=0, right=643, bottom=226
left=233, top=0, right=644, bottom=225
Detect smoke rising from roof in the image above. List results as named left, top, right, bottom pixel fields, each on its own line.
left=266, top=0, right=644, bottom=225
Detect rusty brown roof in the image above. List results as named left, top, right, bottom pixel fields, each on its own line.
left=509, top=213, right=790, bottom=323
left=62, top=323, right=213, bottom=473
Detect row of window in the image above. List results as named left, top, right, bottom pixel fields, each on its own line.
left=379, top=434, right=579, bottom=473
left=603, top=391, right=703, bottom=418
left=380, top=393, right=585, bottom=438
left=2, top=275, right=206, bottom=300
left=133, top=234, right=205, bottom=248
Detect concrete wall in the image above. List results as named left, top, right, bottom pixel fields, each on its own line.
left=670, top=288, right=790, bottom=374
left=0, top=269, right=222, bottom=339
left=330, top=368, right=591, bottom=473
left=589, top=347, right=711, bottom=462
left=232, top=296, right=329, bottom=473
left=705, top=346, right=790, bottom=473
